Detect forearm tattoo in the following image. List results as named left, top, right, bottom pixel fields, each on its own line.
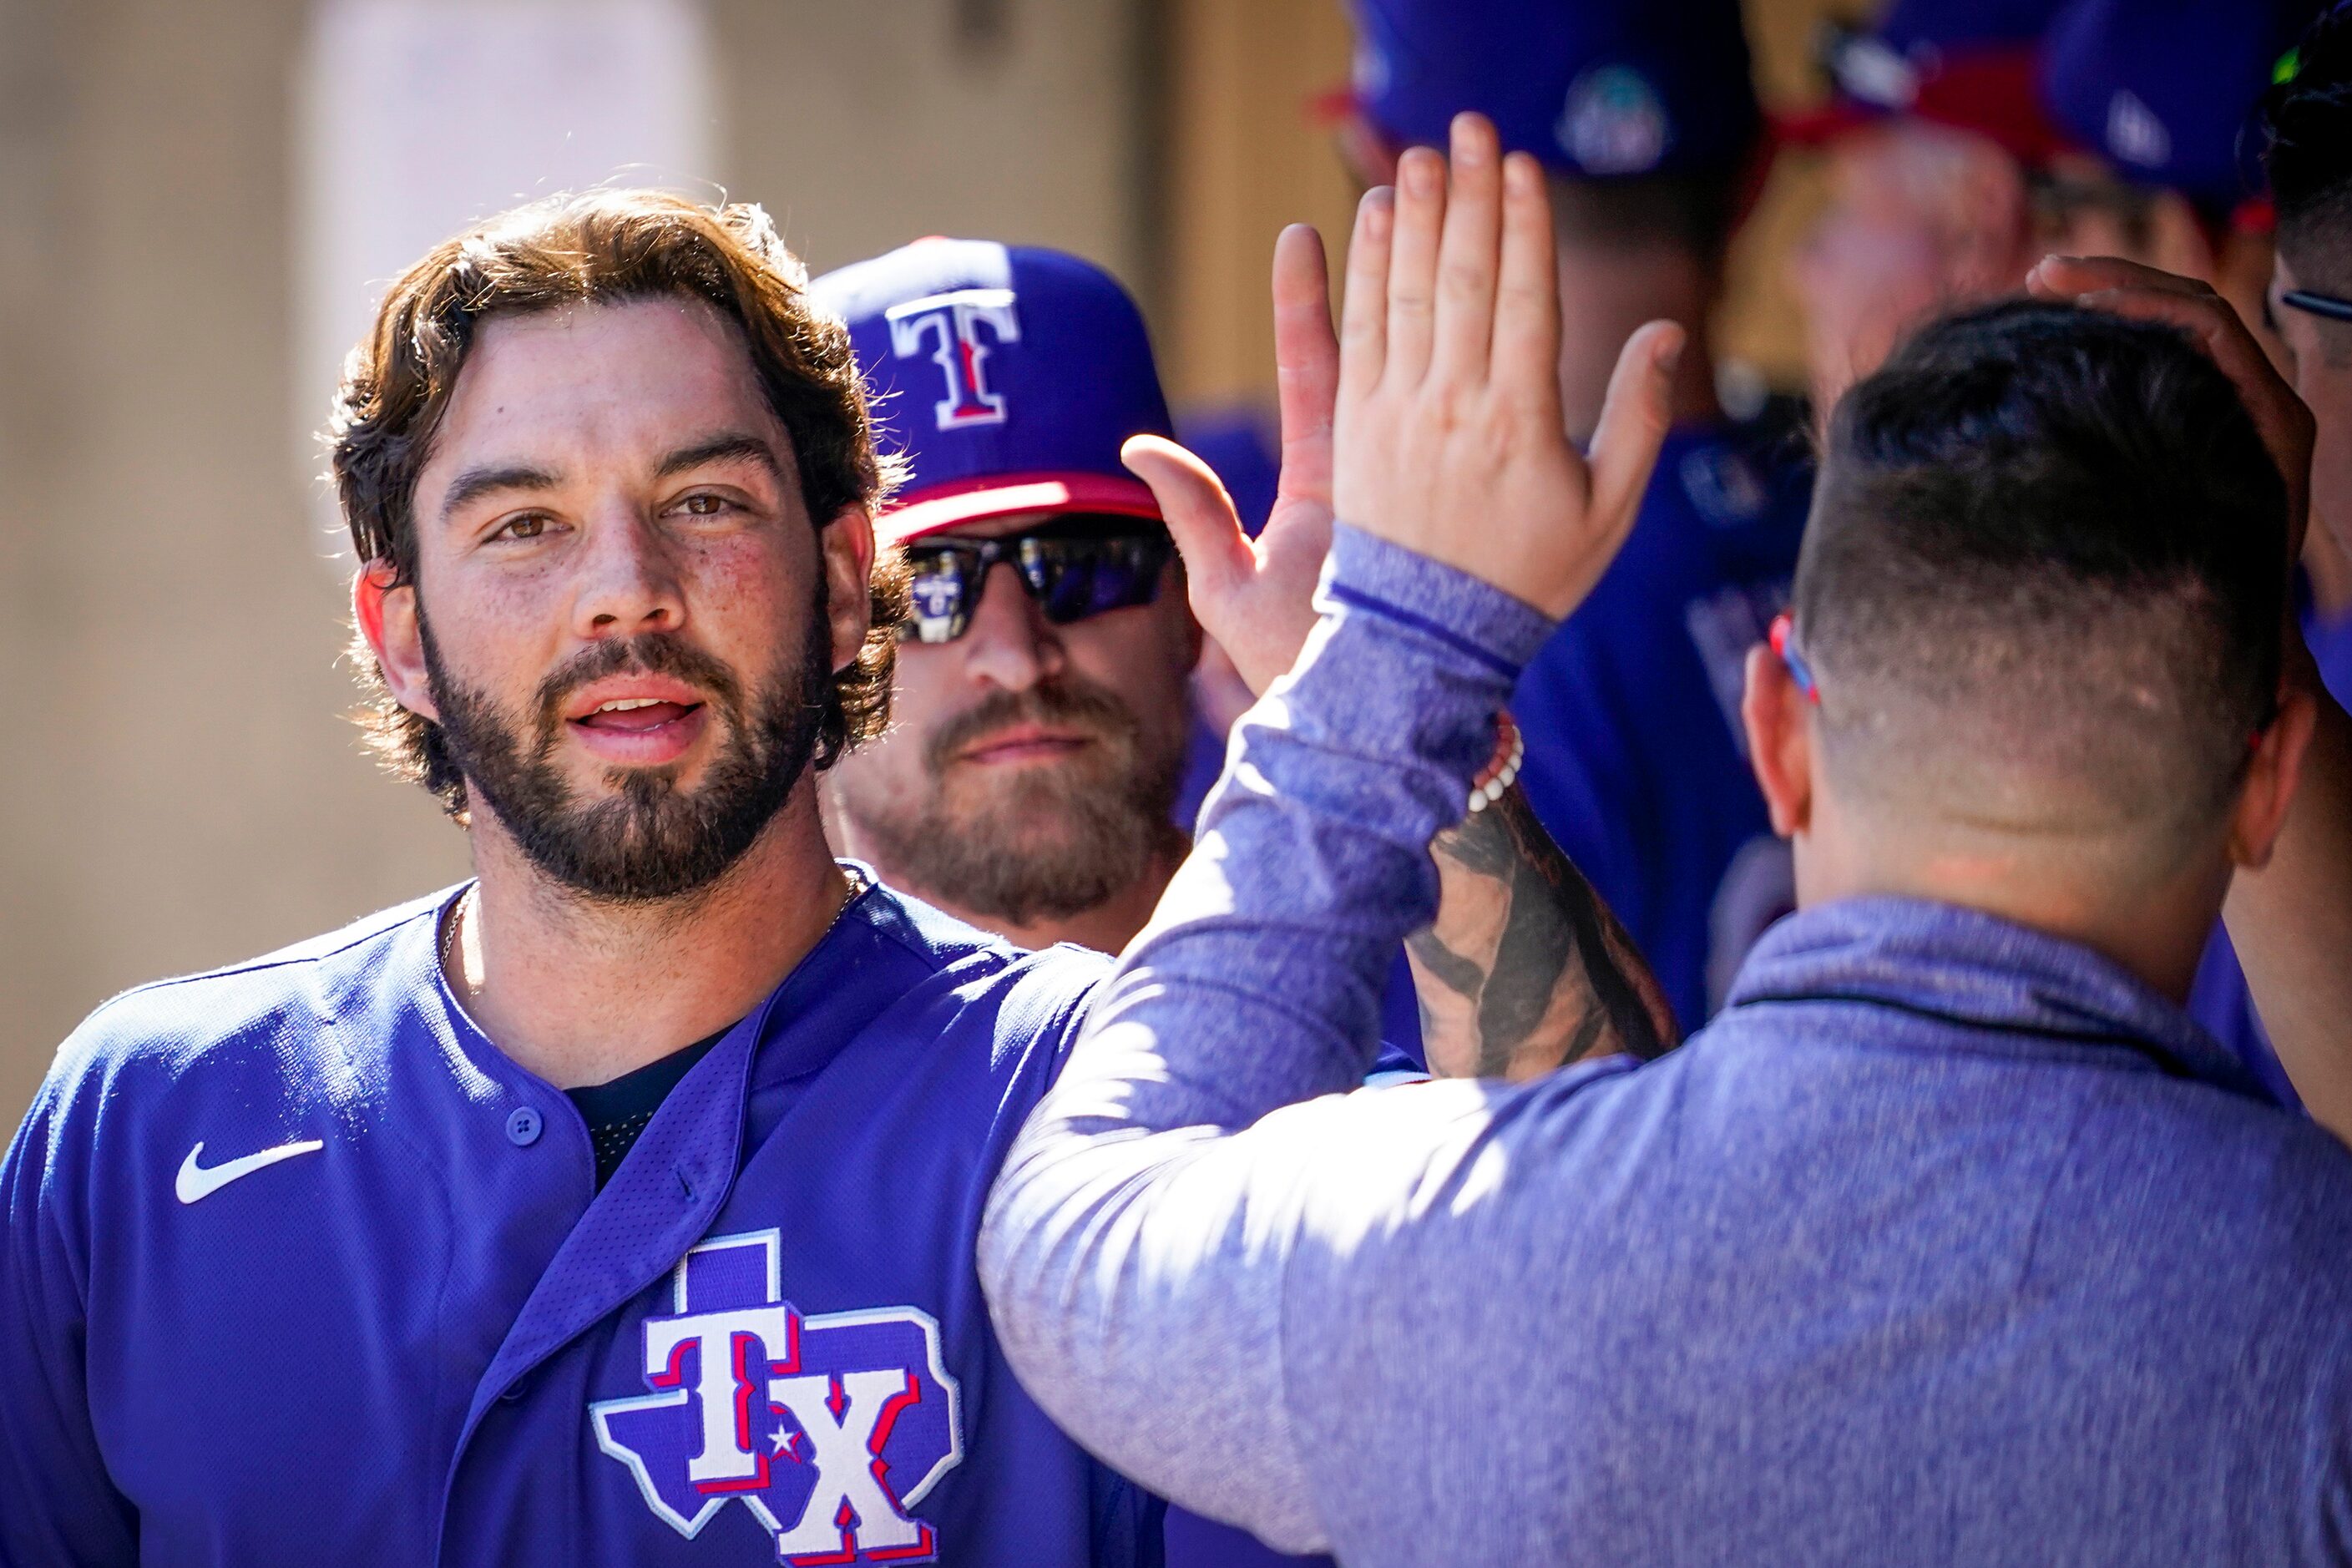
left=1409, top=785, right=1677, bottom=1080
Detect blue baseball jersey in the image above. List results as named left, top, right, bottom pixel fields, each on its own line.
left=0, top=878, right=1162, bottom=1566
left=2187, top=604, right=2352, bottom=1111
left=1511, top=413, right=1813, bottom=1034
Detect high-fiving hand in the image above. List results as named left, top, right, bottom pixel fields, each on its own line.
left=1121, top=225, right=1343, bottom=696
left=1333, top=112, right=1682, bottom=619
left=1124, top=111, right=1684, bottom=693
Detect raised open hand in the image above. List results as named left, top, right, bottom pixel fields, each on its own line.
left=2027, top=254, right=2314, bottom=562
left=1121, top=225, right=1343, bottom=696
left=1333, top=112, right=1682, bottom=619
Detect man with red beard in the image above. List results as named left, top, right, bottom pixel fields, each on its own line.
left=814, top=243, right=1201, bottom=957
left=817, top=237, right=1672, bottom=1082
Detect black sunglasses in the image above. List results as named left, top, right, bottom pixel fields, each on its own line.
left=898, top=514, right=1174, bottom=645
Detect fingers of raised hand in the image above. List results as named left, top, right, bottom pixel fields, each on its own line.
left=1586, top=321, right=1687, bottom=563
left=1385, top=145, right=1448, bottom=384
left=1340, top=187, right=1394, bottom=403
left=2026, top=255, right=2283, bottom=415
left=1490, top=150, right=1563, bottom=404
left=1120, top=436, right=1252, bottom=608
left=1271, top=224, right=1338, bottom=506
left=1430, top=113, right=1505, bottom=383
left=2027, top=253, right=2218, bottom=304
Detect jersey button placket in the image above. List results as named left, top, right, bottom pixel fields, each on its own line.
left=504, top=1105, right=544, bottom=1147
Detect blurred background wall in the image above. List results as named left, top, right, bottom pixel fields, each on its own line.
left=0, top=0, right=1839, bottom=1125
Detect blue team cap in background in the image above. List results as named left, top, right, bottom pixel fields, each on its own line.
left=1785, top=0, right=2068, bottom=163
left=1875, top=0, right=2066, bottom=55
left=1172, top=407, right=1279, bottom=541
left=812, top=238, right=1172, bottom=547
left=1348, top=0, right=1761, bottom=179
left=2040, top=0, right=2316, bottom=212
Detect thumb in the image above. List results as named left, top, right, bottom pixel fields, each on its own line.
left=1586, top=321, right=1685, bottom=542
left=1122, top=435, right=1253, bottom=603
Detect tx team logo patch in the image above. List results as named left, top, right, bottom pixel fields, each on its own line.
left=886, top=287, right=1020, bottom=430
left=592, top=1230, right=964, bottom=1564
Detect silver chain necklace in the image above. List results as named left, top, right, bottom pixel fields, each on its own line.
left=436, top=869, right=868, bottom=1003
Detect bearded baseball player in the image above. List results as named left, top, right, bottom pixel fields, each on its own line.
left=0, top=190, right=1660, bottom=1564
left=814, top=236, right=1668, bottom=1085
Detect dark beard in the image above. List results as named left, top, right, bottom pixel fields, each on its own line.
left=420, top=608, right=831, bottom=904
left=839, top=677, right=1185, bottom=928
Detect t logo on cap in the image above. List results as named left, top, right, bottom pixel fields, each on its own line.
left=887, top=288, right=1021, bottom=431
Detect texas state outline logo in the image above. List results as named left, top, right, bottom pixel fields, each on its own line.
left=591, top=1229, right=964, bottom=1563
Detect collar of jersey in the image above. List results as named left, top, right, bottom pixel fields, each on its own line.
left=1720, top=895, right=2263, bottom=1098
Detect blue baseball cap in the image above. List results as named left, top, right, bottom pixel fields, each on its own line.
left=1878, top=0, right=2066, bottom=55
left=1347, top=0, right=1760, bottom=180
left=1783, top=0, right=2070, bottom=163
left=2040, top=0, right=2315, bottom=213
left=810, top=238, right=1172, bottom=548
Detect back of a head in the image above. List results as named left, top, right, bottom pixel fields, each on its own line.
left=2266, top=2, right=2352, bottom=286
left=1793, top=301, right=2287, bottom=870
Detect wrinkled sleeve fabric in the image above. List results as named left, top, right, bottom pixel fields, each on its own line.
left=979, top=526, right=1555, bottom=1553
left=0, top=1055, right=137, bottom=1565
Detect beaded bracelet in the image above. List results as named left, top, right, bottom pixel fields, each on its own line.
left=1467, top=711, right=1523, bottom=814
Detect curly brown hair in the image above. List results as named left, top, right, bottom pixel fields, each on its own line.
left=327, top=190, right=908, bottom=814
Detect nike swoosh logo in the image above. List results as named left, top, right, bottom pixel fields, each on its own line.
left=175, top=1139, right=325, bottom=1205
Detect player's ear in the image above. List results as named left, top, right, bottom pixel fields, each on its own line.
left=1743, top=642, right=1814, bottom=838
left=2230, top=683, right=2317, bottom=870
left=821, top=504, right=877, bottom=674
left=355, top=562, right=438, bottom=723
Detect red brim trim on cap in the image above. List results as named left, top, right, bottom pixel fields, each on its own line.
left=1769, top=48, right=2065, bottom=169
left=1307, top=84, right=1358, bottom=128
left=1771, top=101, right=1882, bottom=150
left=876, top=471, right=1164, bottom=548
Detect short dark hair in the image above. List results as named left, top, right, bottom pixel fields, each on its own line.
left=1795, top=301, right=2289, bottom=837
left=2265, top=3, right=2352, bottom=286
left=327, top=190, right=907, bottom=813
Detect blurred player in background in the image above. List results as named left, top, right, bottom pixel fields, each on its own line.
left=1337, top=0, right=1808, bottom=1034
left=1779, top=0, right=2070, bottom=412
left=2035, top=0, right=2309, bottom=327
left=2182, top=0, right=2352, bottom=1104
left=2266, top=0, right=2352, bottom=625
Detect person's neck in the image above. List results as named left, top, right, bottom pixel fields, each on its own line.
left=1557, top=243, right=1722, bottom=444
left=1793, top=824, right=2228, bottom=1004
left=866, top=844, right=1182, bottom=957
left=446, top=784, right=850, bottom=1090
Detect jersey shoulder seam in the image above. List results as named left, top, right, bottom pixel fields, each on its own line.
left=78, top=894, right=448, bottom=1020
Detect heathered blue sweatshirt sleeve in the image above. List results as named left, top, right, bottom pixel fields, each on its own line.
left=979, top=525, right=1557, bottom=1554
left=0, top=1051, right=139, bottom=1565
